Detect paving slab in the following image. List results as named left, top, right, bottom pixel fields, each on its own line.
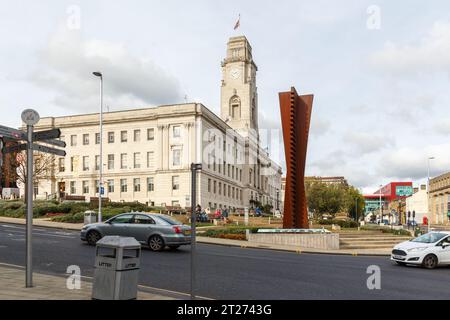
left=0, top=264, right=174, bottom=300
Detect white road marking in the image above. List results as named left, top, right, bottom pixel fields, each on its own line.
left=1, top=229, right=76, bottom=239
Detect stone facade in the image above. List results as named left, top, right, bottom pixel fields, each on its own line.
left=429, top=172, right=450, bottom=225
left=25, top=36, right=283, bottom=213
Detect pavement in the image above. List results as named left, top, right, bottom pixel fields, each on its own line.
left=1, top=223, right=450, bottom=299
left=0, top=263, right=174, bottom=300
left=0, top=216, right=392, bottom=256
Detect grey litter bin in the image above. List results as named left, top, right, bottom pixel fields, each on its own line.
left=92, top=236, right=141, bottom=300
left=84, top=210, right=97, bottom=225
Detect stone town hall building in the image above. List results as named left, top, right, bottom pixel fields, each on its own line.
left=29, top=36, right=283, bottom=212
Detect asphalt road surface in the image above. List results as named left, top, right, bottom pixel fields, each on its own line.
left=1, top=223, right=449, bottom=299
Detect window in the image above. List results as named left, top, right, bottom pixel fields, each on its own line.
left=134, top=152, right=141, bottom=169
left=70, top=181, right=76, bottom=194
left=147, top=128, right=155, bottom=140
left=70, top=157, right=75, bottom=172
left=120, top=179, right=127, bottom=192
left=120, top=153, right=127, bottom=169
left=108, top=132, right=114, bottom=143
left=108, top=154, right=114, bottom=170
left=173, top=149, right=181, bottom=166
left=95, top=133, right=100, bottom=144
left=107, top=180, right=114, bottom=193
left=70, top=135, right=77, bottom=146
left=95, top=180, right=99, bottom=194
left=172, top=200, right=180, bottom=207
left=213, top=181, right=217, bottom=194
left=147, top=152, right=154, bottom=169
left=58, top=158, right=65, bottom=172
left=219, top=182, right=222, bottom=195
left=82, top=156, right=89, bottom=171
left=110, top=214, right=133, bottom=224
left=82, top=181, right=89, bottom=194
left=208, top=179, right=211, bottom=192
left=133, top=178, right=141, bottom=192
left=120, top=131, right=127, bottom=142
left=95, top=155, right=100, bottom=171
left=132, top=215, right=155, bottom=225
left=147, top=177, right=154, bottom=192
left=134, top=129, right=140, bottom=142
left=82, top=134, right=89, bottom=145
left=173, top=125, right=181, bottom=138
left=172, top=176, right=179, bottom=190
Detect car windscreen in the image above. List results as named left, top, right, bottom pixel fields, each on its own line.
left=153, top=215, right=182, bottom=226
left=411, top=233, right=448, bottom=243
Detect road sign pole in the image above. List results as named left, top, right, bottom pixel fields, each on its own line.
left=190, top=163, right=197, bottom=300
left=26, top=124, right=33, bottom=287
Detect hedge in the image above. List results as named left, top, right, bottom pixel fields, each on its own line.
left=317, top=219, right=359, bottom=228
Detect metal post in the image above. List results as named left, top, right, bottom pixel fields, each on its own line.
left=99, top=76, right=103, bottom=223
left=26, top=125, right=33, bottom=287
left=379, top=185, right=382, bottom=225
left=190, top=163, right=197, bottom=300
left=427, top=157, right=434, bottom=232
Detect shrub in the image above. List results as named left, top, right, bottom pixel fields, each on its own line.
left=317, top=219, right=358, bottom=228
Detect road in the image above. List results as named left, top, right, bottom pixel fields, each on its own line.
left=1, top=223, right=450, bottom=299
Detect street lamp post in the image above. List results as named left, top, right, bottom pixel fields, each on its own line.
left=93, top=71, right=103, bottom=223
left=379, top=184, right=383, bottom=225
left=427, top=156, right=435, bottom=231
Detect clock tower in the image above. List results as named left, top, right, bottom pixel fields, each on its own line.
left=220, top=36, right=258, bottom=137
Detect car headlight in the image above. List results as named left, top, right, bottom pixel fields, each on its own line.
left=81, top=226, right=88, bottom=230
left=407, top=247, right=426, bottom=253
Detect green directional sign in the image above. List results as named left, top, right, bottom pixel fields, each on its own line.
left=395, top=186, right=413, bottom=197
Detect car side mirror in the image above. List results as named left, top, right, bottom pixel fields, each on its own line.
left=442, top=243, right=450, bottom=248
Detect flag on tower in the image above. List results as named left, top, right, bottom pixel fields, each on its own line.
left=234, top=14, right=240, bottom=30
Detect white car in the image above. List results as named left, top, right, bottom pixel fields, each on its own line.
left=391, top=231, right=450, bottom=269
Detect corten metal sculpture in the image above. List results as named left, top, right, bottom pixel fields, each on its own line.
left=279, top=87, right=313, bottom=229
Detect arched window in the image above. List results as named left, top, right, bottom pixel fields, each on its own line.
left=230, top=96, right=241, bottom=120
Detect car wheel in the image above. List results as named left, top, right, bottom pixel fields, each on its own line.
left=422, top=254, right=438, bottom=269
left=148, top=235, right=165, bottom=252
left=395, top=261, right=407, bottom=266
left=86, top=230, right=101, bottom=246
left=168, top=245, right=180, bottom=250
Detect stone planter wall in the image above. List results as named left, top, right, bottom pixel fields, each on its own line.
left=247, top=233, right=340, bottom=250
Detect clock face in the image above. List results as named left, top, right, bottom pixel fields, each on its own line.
left=230, top=68, right=240, bottom=79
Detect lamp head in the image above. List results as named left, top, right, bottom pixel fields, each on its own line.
left=93, top=71, right=102, bottom=77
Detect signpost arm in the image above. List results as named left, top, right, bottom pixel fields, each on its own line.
left=26, top=125, right=33, bottom=287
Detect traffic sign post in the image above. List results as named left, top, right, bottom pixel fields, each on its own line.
left=21, top=109, right=40, bottom=289
left=0, top=109, right=66, bottom=288
left=190, top=163, right=202, bottom=300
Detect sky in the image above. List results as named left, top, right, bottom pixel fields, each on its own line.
left=1, top=0, right=450, bottom=194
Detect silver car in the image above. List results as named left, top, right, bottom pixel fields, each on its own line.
left=80, top=212, right=191, bottom=251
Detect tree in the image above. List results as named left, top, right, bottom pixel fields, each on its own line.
left=15, top=151, right=56, bottom=199
left=305, top=181, right=364, bottom=220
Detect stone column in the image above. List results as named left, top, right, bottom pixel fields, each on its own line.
left=157, top=124, right=164, bottom=170
left=163, top=124, right=170, bottom=170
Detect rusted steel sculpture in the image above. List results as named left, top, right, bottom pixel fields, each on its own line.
left=279, top=87, right=313, bottom=229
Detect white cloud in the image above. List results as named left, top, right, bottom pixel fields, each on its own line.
left=370, top=21, right=450, bottom=76
left=29, top=28, right=182, bottom=113
left=376, top=144, right=450, bottom=180
left=434, top=118, right=450, bottom=135
left=309, top=115, right=331, bottom=137
left=343, top=131, right=394, bottom=155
